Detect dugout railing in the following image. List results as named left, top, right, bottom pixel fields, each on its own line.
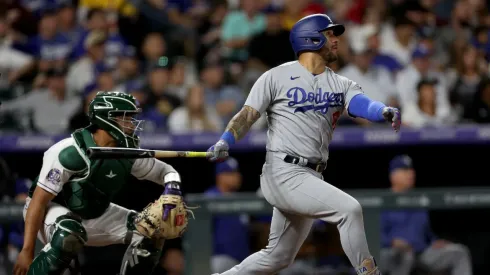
left=2, top=188, right=490, bottom=274
left=183, top=188, right=490, bottom=275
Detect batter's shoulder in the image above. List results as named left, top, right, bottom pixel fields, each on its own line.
left=45, top=137, right=87, bottom=173
left=267, top=61, right=299, bottom=76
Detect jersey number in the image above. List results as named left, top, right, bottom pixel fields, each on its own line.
left=332, top=111, right=341, bottom=129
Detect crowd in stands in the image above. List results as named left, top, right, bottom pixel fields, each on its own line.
left=1, top=0, right=490, bottom=135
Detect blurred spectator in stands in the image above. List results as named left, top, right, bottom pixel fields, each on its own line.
left=403, top=79, right=454, bottom=128
left=379, top=16, right=417, bottom=67
left=471, top=25, right=490, bottom=59
left=0, top=66, right=80, bottom=134
left=381, top=155, right=472, bottom=275
left=78, top=0, right=137, bottom=20
left=56, top=0, right=84, bottom=49
left=448, top=44, right=487, bottom=117
left=244, top=10, right=295, bottom=91
left=168, top=84, right=222, bottom=133
left=161, top=248, right=184, bottom=275
left=196, top=0, right=228, bottom=71
left=67, top=30, right=106, bottom=97
left=102, top=11, right=128, bottom=69
left=95, top=67, right=116, bottom=91
left=341, top=25, right=398, bottom=106
left=205, top=157, right=249, bottom=274
left=135, top=0, right=196, bottom=54
left=0, top=12, right=34, bottom=89
left=69, top=88, right=98, bottom=131
left=3, top=1, right=37, bottom=37
left=355, top=23, right=403, bottom=74
left=396, top=45, right=451, bottom=116
left=140, top=62, right=182, bottom=132
left=167, top=56, right=199, bottom=101
left=463, top=77, right=490, bottom=123
left=22, top=7, right=72, bottom=75
left=281, top=0, right=314, bottom=31
left=141, top=32, right=167, bottom=73
left=201, top=60, right=244, bottom=124
left=114, top=46, right=144, bottom=93
left=221, top=0, right=267, bottom=63
left=72, top=8, right=107, bottom=59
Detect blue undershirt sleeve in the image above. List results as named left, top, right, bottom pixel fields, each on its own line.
left=347, top=94, right=386, bottom=122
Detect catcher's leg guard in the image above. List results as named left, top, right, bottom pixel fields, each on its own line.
left=28, top=214, right=87, bottom=275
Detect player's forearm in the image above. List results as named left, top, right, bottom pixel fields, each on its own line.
left=22, top=199, right=47, bottom=252
left=132, top=158, right=181, bottom=186
left=347, top=94, right=386, bottom=122
left=221, top=105, right=261, bottom=144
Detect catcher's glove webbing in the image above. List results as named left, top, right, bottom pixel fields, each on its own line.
left=134, top=194, right=196, bottom=240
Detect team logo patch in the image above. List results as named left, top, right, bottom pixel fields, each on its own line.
left=46, top=168, right=62, bottom=185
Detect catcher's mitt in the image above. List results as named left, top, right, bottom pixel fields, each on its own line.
left=134, top=194, right=195, bottom=240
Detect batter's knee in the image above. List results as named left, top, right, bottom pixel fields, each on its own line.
left=339, top=197, right=363, bottom=220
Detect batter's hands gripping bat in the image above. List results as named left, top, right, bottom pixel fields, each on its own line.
left=87, top=147, right=212, bottom=159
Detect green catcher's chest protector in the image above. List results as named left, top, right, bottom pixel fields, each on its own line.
left=60, top=129, right=134, bottom=219
left=29, top=129, right=135, bottom=219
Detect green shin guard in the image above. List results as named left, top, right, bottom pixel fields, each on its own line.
left=120, top=237, right=164, bottom=275
left=28, top=214, right=87, bottom=275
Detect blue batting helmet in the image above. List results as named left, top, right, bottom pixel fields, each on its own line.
left=289, top=14, right=345, bottom=56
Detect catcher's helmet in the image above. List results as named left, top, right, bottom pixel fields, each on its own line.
left=88, top=91, right=143, bottom=148
left=289, top=14, right=345, bottom=56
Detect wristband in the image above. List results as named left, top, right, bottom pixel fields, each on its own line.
left=220, top=131, right=236, bottom=145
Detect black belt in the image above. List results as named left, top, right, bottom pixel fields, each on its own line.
left=283, top=155, right=326, bottom=173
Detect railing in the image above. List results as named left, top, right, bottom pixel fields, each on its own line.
left=3, top=188, right=490, bottom=274
left=1, top=125, right=490, bottom=152
left=183, top=187, right=490, bottom=275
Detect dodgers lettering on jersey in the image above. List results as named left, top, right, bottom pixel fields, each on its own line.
left=245, top=61, right=363, bottom=163
left=287, top=87, right=345, bottom=114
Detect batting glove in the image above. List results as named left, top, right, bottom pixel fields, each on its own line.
left=207, top=139, right=229, bottom=162
left=382, top=107, right=401, bottom=132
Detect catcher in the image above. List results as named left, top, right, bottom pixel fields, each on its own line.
left=13, top=91, right=191, bottom=275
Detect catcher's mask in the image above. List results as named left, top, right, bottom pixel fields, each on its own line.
left=88, top=91, right=144, bottom=148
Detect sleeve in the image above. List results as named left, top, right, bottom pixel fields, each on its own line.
left=8, top=48, right=33, bottom=70
left=0, top=92, right=37, bottom=114
left=36, top=149, right=75, bottom=195
left=244, top=70, right=275, bottom=114
left=221, top=13, right=242, bottom=42
left=342, top=77, right=364, bottom=111
left=167, top=108, right=188, bottom=133
left=131, top=158, right=181, bottom=186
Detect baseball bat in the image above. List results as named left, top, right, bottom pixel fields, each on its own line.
left=87, top=147, right=212, bottom=159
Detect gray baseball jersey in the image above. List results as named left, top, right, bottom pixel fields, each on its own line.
left=245, top=61, right=363, bottom=163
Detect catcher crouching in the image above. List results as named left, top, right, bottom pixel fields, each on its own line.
left=14, top=91, right=191, bottom=275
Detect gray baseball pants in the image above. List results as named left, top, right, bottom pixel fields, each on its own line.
left=216, top=152, right=375, bottom=275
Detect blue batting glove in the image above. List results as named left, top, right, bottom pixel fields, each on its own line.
left=207, top=139, right=229, bottom=162
left=162, top=182, right=182, bottom=221
left=382, top=107, right=401, bottom=132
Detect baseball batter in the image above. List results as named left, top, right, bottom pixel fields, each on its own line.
left=13, top=92, right=190, bottom=275
left=207, top=14, right=401, bottom=275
